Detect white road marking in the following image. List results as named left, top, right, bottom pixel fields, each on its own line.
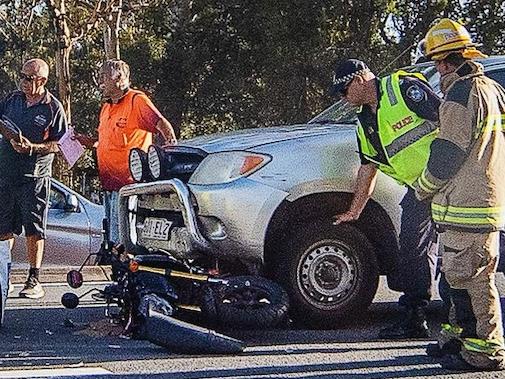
left=9, top=281, right=111, bottom=288
left=0, top=367, right=111, bottom=378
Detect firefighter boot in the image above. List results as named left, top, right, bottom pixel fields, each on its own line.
left=426, top=339, right=463, bottom=358
left=379, top=306, right=429, bottom=339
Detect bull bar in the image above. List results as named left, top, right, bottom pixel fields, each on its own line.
left=118, top=179, right=211, bottom=254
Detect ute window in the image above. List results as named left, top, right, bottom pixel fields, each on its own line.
left=308, top=100, right=358, bottom=125
left=487, top=70, right=505, bottom=88
left=309, top=63, right=439, bottom=125
left=50, top=188, right=66, bottom=210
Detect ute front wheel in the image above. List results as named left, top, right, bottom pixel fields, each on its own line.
left=278, top=221, right=379, bottom=328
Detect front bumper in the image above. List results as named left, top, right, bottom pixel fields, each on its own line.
left=118, top=178, right=288, bottom=265
left=119, top=179, right=211, bottom=258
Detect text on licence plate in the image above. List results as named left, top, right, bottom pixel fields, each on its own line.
left=142, top=217, right=172, bottom=240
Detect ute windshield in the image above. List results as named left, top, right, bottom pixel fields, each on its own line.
left=308, top=63, right=439, bottom=125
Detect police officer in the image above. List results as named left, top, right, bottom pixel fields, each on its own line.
left=331, top=59, right=441, bottom=339
left=416, top=19, right=505, bottom=371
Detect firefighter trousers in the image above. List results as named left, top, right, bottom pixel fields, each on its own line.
left=440, top=229, right=504, bottom=369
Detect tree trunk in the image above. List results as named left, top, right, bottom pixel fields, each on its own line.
left=104, top=0, right=122, bottom=59
left=55, top=46, right=72, bottom=123
left=45, top=0, right=72, bottom=123
left=45, top=0, right=73, bottom=185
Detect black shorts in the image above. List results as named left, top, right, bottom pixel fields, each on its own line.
left=0, top=177, right=51, bottom=238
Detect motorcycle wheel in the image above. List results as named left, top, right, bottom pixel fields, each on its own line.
left=201, top=275, right=289, bottom=329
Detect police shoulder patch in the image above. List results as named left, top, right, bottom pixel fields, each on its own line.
left=406, top=85, right=425, bottom=103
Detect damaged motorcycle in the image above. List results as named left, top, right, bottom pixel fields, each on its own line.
left=61, top=220, right=290, bottom=354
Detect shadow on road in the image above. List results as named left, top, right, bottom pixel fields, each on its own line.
left=230, top=300, right=449, bottom=347
left=0, top=300, right=447, bottom=368
left=25, top=357, right=476, bottom=379
left=134, top=357, right=458, bottom=379
left=0, top=289, right=503, bottom=378
left=0, top=307, right=168, bottom=368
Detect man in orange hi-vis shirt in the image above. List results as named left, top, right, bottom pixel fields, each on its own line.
left=75, top=59, right=177, bottom=243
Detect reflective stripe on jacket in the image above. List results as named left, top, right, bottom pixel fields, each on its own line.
left=357, top=71, right=438, bottom=186
left=431, top=204, right=505, bottom=229
left=419, top=62, right=505, bottom=231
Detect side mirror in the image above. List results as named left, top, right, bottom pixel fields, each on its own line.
left=66, top=270, right=83, bottom=288
left=61, top=293, right=79, bottom=309
left=64, top=194, right=79, bottom=213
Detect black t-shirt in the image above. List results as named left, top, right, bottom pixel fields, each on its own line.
left=357, top=76, right=441, bottom=165
left=0, top=91, right=68, bottom=180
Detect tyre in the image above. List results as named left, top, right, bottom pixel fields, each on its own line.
left=277, top=221, right=379, bottom=328
left=201, top=276, right=289, bottom=329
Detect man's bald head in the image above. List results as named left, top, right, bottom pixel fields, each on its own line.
left=22, top=58, right=49, bottom=79
left=19, top=58, right=49, bottom=97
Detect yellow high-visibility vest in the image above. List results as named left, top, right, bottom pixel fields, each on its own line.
left=357, top=71, right=438, bottom=187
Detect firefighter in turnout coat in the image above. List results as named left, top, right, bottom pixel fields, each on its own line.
left=415, top=18, right=505, bottom=371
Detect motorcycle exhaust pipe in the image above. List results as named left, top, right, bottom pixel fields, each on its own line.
left=143, top=309, right=245, bottom=354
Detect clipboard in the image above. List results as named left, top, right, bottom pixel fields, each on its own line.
left=58, top=128, right=85, bottom=168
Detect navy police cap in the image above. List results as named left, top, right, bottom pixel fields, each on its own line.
left=330, top=59, right=369, bottom=97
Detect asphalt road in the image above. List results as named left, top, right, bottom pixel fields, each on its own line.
left=1, top=276, right=504, bottom=379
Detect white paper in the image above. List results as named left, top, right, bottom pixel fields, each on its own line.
left=58, top=128, right=85, bottom=168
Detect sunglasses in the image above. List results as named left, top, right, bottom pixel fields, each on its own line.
left=18, top=72, right=37, bottom=82
left=338, top=78, right=355, bottom=98
left=338, top=86, right=350, bottom=98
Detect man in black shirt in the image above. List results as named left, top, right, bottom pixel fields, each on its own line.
left=0, top=58, right=68, bottom=299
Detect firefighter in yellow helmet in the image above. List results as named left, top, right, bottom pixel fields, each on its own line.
left=415, top=18, right=505, bottom=371
left=424, top=18, right=487, bottom=61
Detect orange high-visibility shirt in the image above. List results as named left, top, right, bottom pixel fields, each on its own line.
left=97, top=89, right=161, bottom=191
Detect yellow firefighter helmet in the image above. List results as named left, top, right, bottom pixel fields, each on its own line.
left=424, top=18, right=487, bottom=61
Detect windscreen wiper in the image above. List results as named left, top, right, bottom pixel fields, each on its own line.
left=309, top=119, right=356, bottom=125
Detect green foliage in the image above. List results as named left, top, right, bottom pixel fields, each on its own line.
left=148, top=0, right=401, bottom=136
left=1, top=0, right=505, bottom=192
left=0, top=1, right=53, bottom=95
left=461, top=1, right=505, bottom=54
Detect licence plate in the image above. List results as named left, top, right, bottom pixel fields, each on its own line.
left=142, top=217, right=172, bottom=240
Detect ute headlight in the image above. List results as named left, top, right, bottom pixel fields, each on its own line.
left=147, top=145, right=174, bottom=180
left=189, top=151, right=271, bottom=185
left=147, top=145, right=162, bottom=180
left=129, top=148, right=148, bottom=182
